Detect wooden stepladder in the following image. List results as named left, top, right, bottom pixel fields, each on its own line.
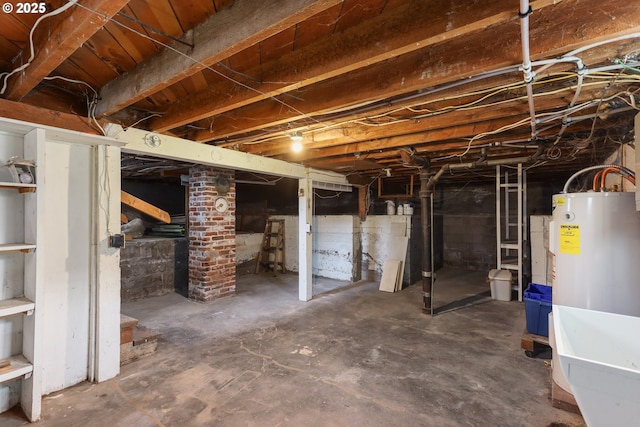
left=255, top=219, right=286, bottom=274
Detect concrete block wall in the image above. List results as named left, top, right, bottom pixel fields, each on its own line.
left=120, top=237, right=188, bottom=303
left=441, top=214, right=496, bottom=271
left=188, top=167, right=236, bottom=302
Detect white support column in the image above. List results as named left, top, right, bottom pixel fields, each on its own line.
left=298, top=174, right=313, bottom=301
left=94, top=145, right=122, bottom=381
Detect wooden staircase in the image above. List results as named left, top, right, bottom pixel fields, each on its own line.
left=255, top=219, right=286, bottom=275
left=120, top=314, right=162, bottom=365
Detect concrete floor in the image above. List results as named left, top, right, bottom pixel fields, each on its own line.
left=2, top=268, right=585, bottom=426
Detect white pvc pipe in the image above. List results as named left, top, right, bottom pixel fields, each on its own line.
left=519, top=0, right=536, bottom=138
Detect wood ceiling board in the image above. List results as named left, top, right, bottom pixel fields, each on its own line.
left=149, top=0, right=523, bottom=132
left=190, top=0, right=640, bottom=143
left=126, top=0, right=183, bottom=42
left=83, top=28, right=138, bottom=76
left=168, top=0, right=217, bottom=33
left=23, top=85, right=90, bottom=115
left=0, top=37, right=22, bottom=70
left=225, top=44, right=262, bottom=78
left=213, top=0, right=235, bottom=12
left=333, top=0, right=387, bottom=34
left=95, top=0, right=344, bottom=117
left=63, top=44, right=121, bottom=86
left=3, top=0, right=131, bottom=101
left=0, top=13, right=31, bottom=42
left=108, top=11, right=163, bottom=60
left=260, top=26, right=296, bottom=64
left=293, top=3, right=342, bottom=50
left=182, top=72, right=210, bottom=94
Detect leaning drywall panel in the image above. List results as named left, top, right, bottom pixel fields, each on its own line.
left=361, top=216, right=410, bottom=280
left=41, top=141, right=92, bottom=394
left=530, top=215, right=552, bottom=285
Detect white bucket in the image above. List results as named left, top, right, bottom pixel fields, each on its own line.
left=403, top=203, right=414, bottom=215
left=487, top=269, right=512, bottom=301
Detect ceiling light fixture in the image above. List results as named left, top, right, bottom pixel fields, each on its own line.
left=290, top=131, right=303, bottom=153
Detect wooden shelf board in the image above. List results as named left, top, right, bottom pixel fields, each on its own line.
left=0, top=243, right=36, bottom=253
left=0, top=355, right=33, bottom=384
left=0, top=297, right=35, bottom=317
left=0, top=182, right=36, bottom=193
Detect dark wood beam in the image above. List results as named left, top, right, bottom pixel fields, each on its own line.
left=95, top=0, right=343, bottom=117
left=3, top=0, right=130, bottom=101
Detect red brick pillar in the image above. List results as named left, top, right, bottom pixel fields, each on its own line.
left=188, top=166, right=236, bottom=302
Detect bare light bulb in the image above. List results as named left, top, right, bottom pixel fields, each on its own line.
left=290, top=131, right=303, bottom=152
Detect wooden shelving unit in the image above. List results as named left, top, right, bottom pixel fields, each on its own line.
left=0, top=134, right=43, bottom=422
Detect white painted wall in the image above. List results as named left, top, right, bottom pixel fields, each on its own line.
left=239, top=215, right=411, bottom=283
left=312, top=215, right=360, bottom=281
left=41, top=141, right=92, bottom=394
left=236, top=233, right=264, bottom=264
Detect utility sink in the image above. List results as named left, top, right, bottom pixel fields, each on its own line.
left=553, top=305, right=640, bottom=427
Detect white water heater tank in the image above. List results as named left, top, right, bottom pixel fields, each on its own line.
left=550, top=192, right=640, bottom=316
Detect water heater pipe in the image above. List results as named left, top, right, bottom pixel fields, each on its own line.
left=562, top=164, right=635, bottom=193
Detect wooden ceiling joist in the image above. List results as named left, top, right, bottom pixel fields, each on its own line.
left=3, top=0, right=131, bottom=101
left=95, top=0, right=343, bottom=117
left=148, top=0, right=541, bottom=133
left=0, top=98, right=100, bottom=134
left=189, top=0, right=640, bottom=144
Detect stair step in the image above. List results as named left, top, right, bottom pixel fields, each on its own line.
left=132, top=325, right=162, bottom=346
left=120, top=314, right=139, bottom=345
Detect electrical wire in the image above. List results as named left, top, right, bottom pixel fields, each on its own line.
left=0, top=0, right=80, bottom=94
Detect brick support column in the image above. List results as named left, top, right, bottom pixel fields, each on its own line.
left=188, top=166, right=236, bottom=302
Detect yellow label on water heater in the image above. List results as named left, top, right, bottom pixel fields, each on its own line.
left=560, top=224, right=580, bottom=255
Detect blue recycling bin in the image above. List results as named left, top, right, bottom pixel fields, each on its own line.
left=524, top=283, right=552, bottom=336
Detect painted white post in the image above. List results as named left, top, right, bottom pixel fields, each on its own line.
left=298, top=174, right=313, bottom=301
left=94, top=144, right=122, bottom=381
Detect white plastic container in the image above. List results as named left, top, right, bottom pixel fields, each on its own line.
left=396, top=204, right=403, bottom=215
left=487, top=269, right=512, bottom=301
left=385, top=200, right=395, bottom=215
left=403, top=203, right=414, bottom=215
left=553, top=304, right=640, bottom=427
